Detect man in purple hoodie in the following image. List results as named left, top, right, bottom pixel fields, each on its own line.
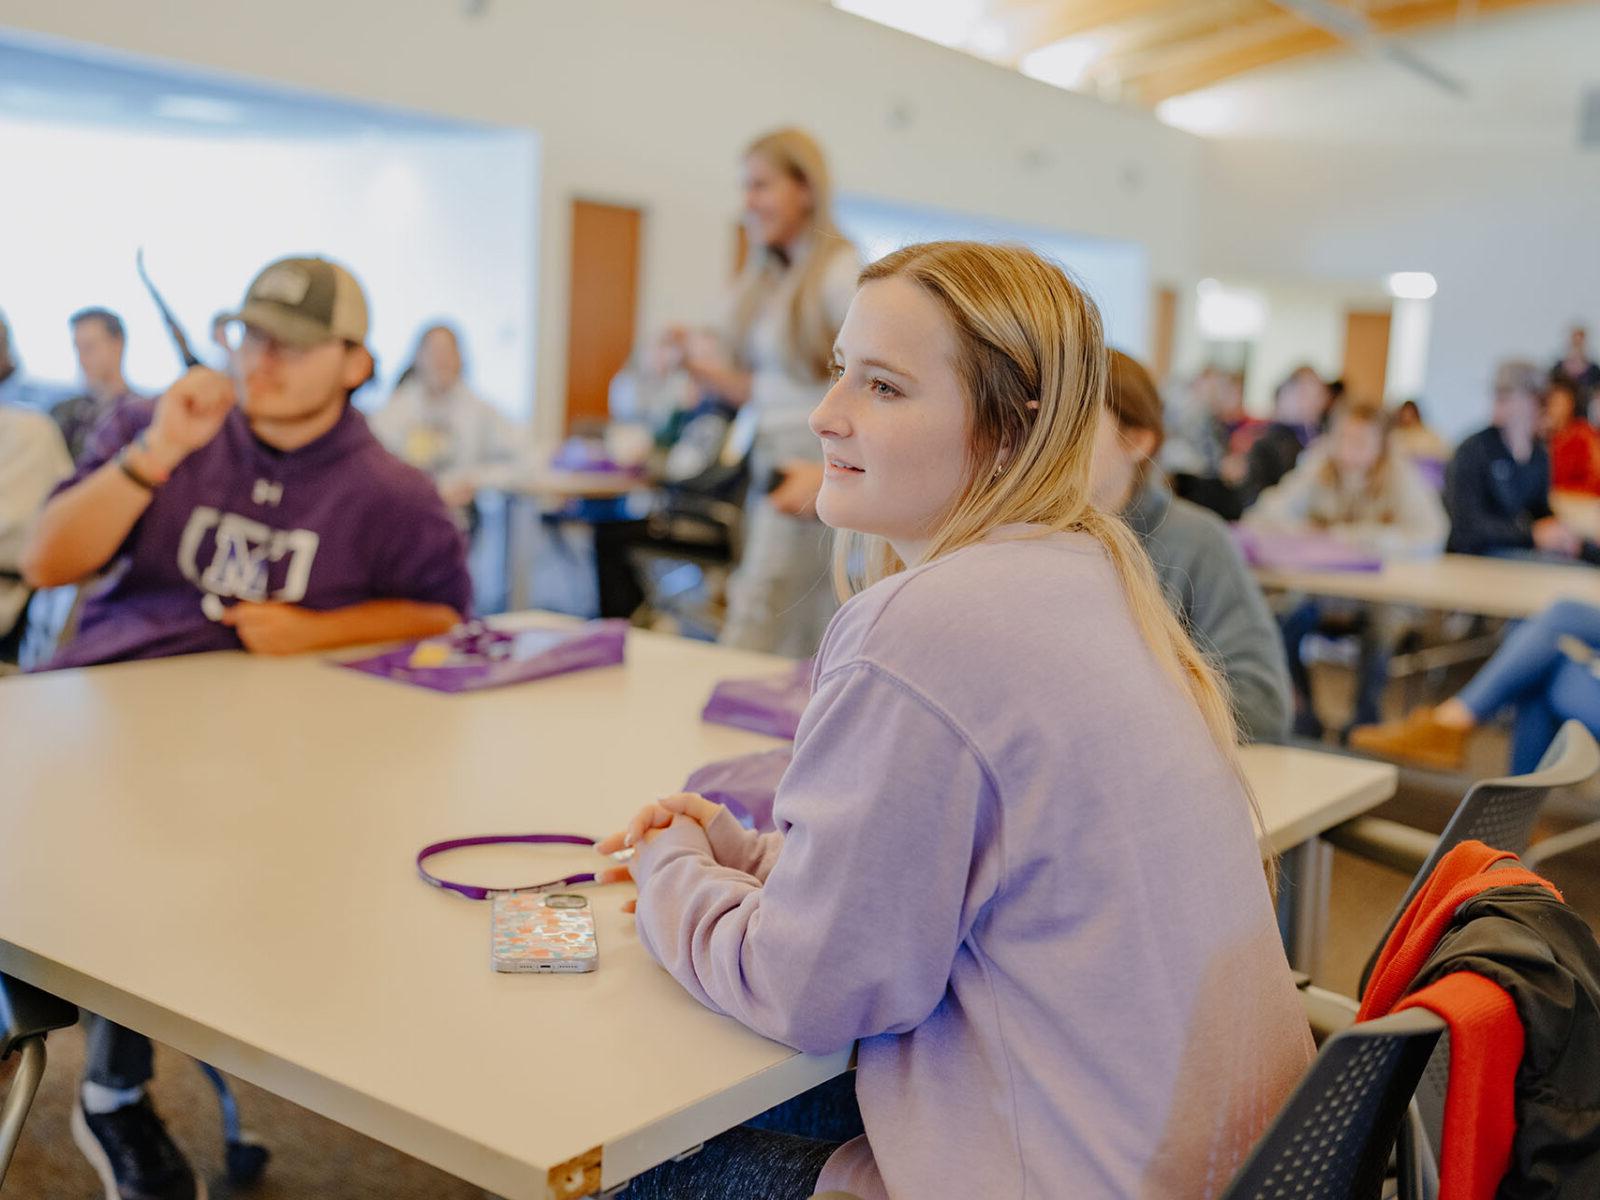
left=22, top=256, right=471, bottom=1200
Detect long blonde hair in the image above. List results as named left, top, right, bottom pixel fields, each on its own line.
left=729, top=128, right=850, bottom=382
left=835, top=242, right=1273, bottom=887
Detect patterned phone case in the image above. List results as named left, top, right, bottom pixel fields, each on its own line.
left=491, top=892, right=598, bottom=973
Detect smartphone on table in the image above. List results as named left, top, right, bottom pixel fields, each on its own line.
left=491, top=892, right=598, bottom=973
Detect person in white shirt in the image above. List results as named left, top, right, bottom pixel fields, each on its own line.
left=660, top=128, right=860, bottom=658
left=369, top=323, right=522, bottom=508
left=0, top=402, right=73, bottom=654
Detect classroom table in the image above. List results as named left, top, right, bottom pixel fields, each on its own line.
left=477, top=462, right=650, bottom=613
left=1253, top=551, right=1600, bottom=620
left=0, top=620, right=1392, bottom=1198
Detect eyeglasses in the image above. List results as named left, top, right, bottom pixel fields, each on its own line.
left=222, top=320, right=325, bottom=361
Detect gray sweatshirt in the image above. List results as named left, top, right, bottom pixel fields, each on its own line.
left=1124, top=478, right=1293, bottom=742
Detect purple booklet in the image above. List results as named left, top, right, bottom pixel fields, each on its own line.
left=549, top=438, right=642, bottom=475
left=683, top=748, right=794, bottom=833
left=701, top=660, right=812, bottom=740
left=337, top=620, right=627, bottom=694
left=1230, top=526, right=1384, bottom=573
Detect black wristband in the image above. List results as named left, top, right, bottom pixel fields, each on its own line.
left=116, top=443, right=160, bottom=492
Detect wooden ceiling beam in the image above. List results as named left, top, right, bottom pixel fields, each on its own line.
left=1129, top=25, right=1343, bottom=102
left=1004, top=0, right=1193, bottom=54
left=983, top=0, right=1586, bottom=99
left=1093, top=0, right=1286, bottom=67
left=1372, top=0, right=1576, bottom=33
left=1108, top=13, right=1318, bottom=81
left=1126, top=0, right=1581, bottom=102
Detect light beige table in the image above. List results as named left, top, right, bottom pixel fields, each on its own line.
left=0, top=621, right=1391, bottom=1197
left=1253, top=551, right=1600, bottom=620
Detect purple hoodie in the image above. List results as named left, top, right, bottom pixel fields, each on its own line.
left=48, top=399, right=471, bottom=669
left=630, top=529, right=1312, bottom=1199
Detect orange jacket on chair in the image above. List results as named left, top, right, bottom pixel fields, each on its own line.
left=1357, top=840, right=1560, bottom=1200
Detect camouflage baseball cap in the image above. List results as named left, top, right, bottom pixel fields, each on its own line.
left=223, top=256, right=369, bottom=348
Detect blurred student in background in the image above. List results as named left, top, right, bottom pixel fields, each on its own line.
left=658, top=127, right=860, bottom=658
left=1544, top=378, right=1600, bottom=496
left=1446, top=360, right=1592, bottom=561
left=0, top=398, right=71, bottom=662
left=1249, top=399, right=1447, bottom=738
left=370, top=322, right=521, bottom=511
left=1228, top=365, right=1331, bottom=509
left=1552, top=324, right=1600, bottom=398
left=1090, top=350, right=1291, bottom=742
left=50, top=308, right=144, bottom=462
left=1387, top=399, right=1449, bottom=468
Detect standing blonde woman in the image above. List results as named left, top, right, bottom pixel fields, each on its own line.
left=602, top=243, right=1311, bottom=1199
left=662, top=128, right=859, bottom=657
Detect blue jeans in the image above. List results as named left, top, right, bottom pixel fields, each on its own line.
left=83, top=1017, right=151, bottom=1091
left=1281, top=600, right=1408, bottom=730
left=622, top=1072, right=862, bottom=1198
left=1458, top=600, right=1600, bottom=773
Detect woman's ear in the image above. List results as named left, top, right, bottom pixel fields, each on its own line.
left=995, top=402, right=1043, bottom=474
left=1127, top=427, right=1160, bottom=463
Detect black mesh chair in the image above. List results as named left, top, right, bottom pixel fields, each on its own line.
left=1315, top=724, right=1600, bottom=1200
left=0, top=973, right=77, bottom=1188
left=1220, top=1008, right=1446, bottom=1200
left=1328, top=720, right=1600, bottom=962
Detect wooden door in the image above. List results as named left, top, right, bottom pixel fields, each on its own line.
left=1342, top=309, right=1392, bottom=404
left=1150, top=285, right=1177, bottom=382
left=565, top=200, right=643, bottom=430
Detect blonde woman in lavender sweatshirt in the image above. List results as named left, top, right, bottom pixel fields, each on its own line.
left=600, top=243, right=1313, bottom=1200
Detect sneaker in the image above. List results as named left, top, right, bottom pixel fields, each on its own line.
left=71, top=1094, right=207, bottom=1200
left=1348, top=707, right=1472, bottom=771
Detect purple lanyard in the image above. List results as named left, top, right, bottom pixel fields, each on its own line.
left=416, top=833, right=615, bottom=901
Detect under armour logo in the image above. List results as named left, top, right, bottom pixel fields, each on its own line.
left=253, top=479, right=284, bottom=506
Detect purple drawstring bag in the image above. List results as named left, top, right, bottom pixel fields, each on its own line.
left=1230, top=526, right=1384, bottom=573
left=549, top=438, right=642, bottom=476
left=700, top=660, right=813, bottom=740
left=337, top=619, right=627, bottom=694
left=682, top=747, right=794, bottom=833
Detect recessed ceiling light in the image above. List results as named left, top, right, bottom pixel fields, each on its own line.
left=1386, top=271, right=1438, bottom=300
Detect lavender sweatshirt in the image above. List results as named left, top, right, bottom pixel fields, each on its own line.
left=631, top=529, right=1313, bottom=1199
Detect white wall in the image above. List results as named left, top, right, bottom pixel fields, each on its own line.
left=1178, top=279, right=1392, bottom=415
left=0, top=0, right=1205, bottom=439
left=1199, top=139, right=1600, bottom=443
left=0, top=117, right=536, bottom=417
left=1240, top=287, right=1349, bottom=416
left=835, top=194, right=1150, bottom=355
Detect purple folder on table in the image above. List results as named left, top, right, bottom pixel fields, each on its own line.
left=700, top=660, right=812, bottom=740
left=1230, top=526, right=1384, bottom=573
left=549, top=439, right=640, bottom=475
left=337, top=620, right=627, bottom=694
left=683, top=747, right=794, bottom=833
